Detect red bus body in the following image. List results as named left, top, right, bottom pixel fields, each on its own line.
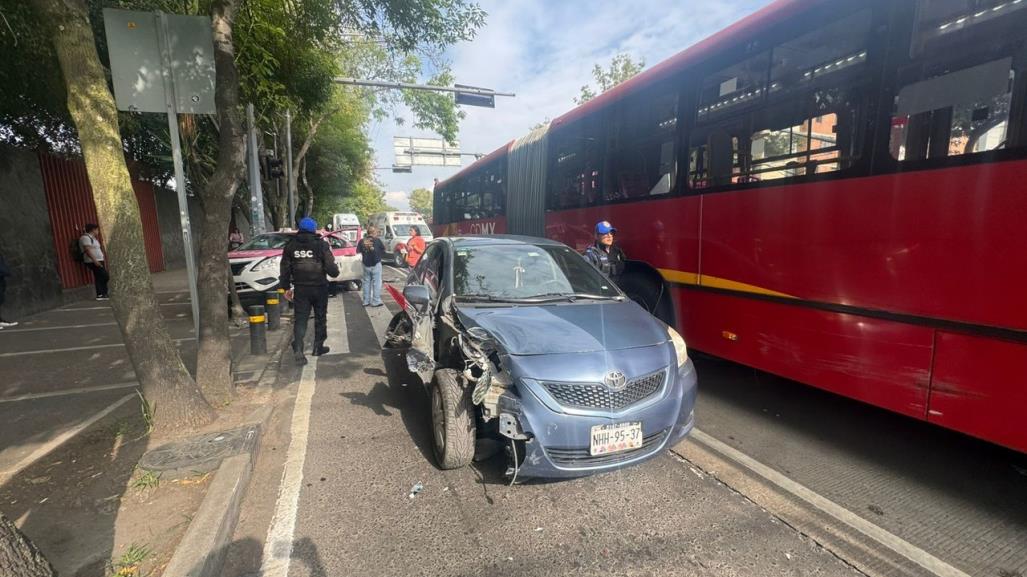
left=432, top=0, right=1027, bottom=452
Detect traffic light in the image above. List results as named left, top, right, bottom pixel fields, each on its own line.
left=262, top=154, right=284, bottom=179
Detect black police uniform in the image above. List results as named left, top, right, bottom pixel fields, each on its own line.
left=583, top=242, right=627, bottom=284
left=279, top=231, right=339, bottom=356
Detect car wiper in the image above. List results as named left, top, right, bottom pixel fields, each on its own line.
left=520, top=292, right=625, bottom=302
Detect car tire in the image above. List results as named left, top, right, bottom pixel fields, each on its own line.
left=430, top=368, right=476, bottom=470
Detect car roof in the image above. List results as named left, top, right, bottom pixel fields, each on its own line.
left=443, top=235, right=567, bottom=248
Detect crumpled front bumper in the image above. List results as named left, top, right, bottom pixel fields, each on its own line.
left=499, top=358, right=698, bottom=479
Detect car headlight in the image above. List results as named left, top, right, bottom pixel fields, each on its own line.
left=252, top=256, right=281, bottom=272
left=664, top=323, right=689, bottom=369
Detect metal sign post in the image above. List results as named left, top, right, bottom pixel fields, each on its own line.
left=104, top=8, right=215, bottom=338
left=157, top=13, right=200, bottom=337
left=285, top=109, right=295, bottom=224
left=246, top=104, right=266, bottom=236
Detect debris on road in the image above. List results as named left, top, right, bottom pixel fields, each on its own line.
left=408, top=482, right=424, bottom=499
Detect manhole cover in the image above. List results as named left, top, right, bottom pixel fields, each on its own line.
left=139, top=425, right=259, bottom=472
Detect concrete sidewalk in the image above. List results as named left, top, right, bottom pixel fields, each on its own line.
left=0, top=268, right=283, bottom=482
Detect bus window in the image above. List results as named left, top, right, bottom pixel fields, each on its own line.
left=605, top=88, right=678, bottom=202
left=912, top=0, right=1027, bottom=56
left=546, top=117, right=605, bottom=210
left=890, top=58, right=1016, bottom=161
left=689, top=9, right=870, bottom=189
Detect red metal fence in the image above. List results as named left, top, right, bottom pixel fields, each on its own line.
left=38, top=153, right=165, bottom=290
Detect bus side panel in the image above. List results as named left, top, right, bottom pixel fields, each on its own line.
left=438, top=217, right=507, bottom=237
left=697, top=160, right=1027, bottom=331
left=677, top=288, right=934, bottom=419
left=929, top=332, right=1027, bottom=453
left=544, top=196, right=702, bottom=277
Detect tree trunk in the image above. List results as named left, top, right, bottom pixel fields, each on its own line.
left=194, top=0, right=248, bottom=406
left=0, top=513, right=56, bottom=577
left=301, top=157, right=314, bottom=216
left=30, top=0, right=214, bottom=432
left=288, top=113, right=326, bottom=218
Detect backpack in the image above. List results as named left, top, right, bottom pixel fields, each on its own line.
left=70, top=236, right=85, bottom=263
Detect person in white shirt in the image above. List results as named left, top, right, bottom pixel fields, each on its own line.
left=79, top=223, right=109, bottom=300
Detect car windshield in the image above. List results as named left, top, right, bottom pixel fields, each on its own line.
left=236, top=234, right=290, bottom=251
left=393, top=224, right=431, bottom=237
left=453, top=244, right=622, bottom=301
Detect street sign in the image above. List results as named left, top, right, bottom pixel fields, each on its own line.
left=455, top=84, right=495, bottom=108
left=393, top=137, right=462, bottom=168
left=103, top=9, right=216, bottom=115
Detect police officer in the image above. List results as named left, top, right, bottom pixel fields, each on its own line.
left=280, top=217, right=339, bottom=365
left=583, top=220, right=627, bottom=284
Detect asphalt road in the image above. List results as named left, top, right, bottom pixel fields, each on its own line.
left=223, top=265, right=1026, bottom=577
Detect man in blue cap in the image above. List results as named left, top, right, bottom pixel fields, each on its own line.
left=583, top=220, right=627, bottom=285
left=280, top=217, right=339, bottom=365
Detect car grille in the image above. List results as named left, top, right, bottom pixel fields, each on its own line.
left=541, top=369, right=666, bottom=412
left=545, top=428, right=669, bottom=467
left=230, top=262, right=248, bottom=275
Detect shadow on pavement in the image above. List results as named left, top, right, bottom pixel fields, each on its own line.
left=693, top=355, right=1027, bottom=525
left=204, top=536, right=327, bottom=577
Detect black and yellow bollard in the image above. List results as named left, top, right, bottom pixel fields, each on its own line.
left=266, top=291, right=281, bottom=331
left=248, top=305, right=267, bottom=354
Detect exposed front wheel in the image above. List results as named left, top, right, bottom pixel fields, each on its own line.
left=430, top=368, right=476, bottom=469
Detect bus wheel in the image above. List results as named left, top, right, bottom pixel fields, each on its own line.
left=620, top=274, right=674, bottom=326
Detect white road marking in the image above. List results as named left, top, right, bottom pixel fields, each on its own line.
left=54, top=302, right=190, bottom=312
left=261, top=357, right=319, bottom=577
left=0, top=322, right=118, bottom=333
left=689, top=428, right=972, bottom=577
left=323, top=293, right=349, bottom=355
left=0, top=338, right=195, bottom=357
left=384, top=265, right=406, bottom=279
left=0, top=382, right=138, bottom=403
left=0, top=393, right=135, bottom=484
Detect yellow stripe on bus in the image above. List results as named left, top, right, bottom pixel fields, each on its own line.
left=657, top=268, right=796, bottom=299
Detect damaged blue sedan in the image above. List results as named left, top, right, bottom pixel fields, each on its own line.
left=387, top=235, right=697, bottom=479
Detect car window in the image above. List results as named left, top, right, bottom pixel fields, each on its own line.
left=393, top=224, right=431, bottom=237
left=326, top=236, right=348, bottom=249
left=237, top=234, right=290, bottom=250
left=452, top=244, right=621, bottom=299
left=417, top=243, right=444, bottom=295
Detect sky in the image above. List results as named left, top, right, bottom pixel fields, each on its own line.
left=370, top=0, right=772, bottom=211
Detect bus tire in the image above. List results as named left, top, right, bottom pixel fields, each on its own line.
left=620, top=272, right=675, bottom=327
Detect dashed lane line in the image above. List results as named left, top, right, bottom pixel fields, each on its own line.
left=0, top=322, right=118, bottom=333
left=323, top=291, right=350, bottom=355
left=0, top=338, right=196, bottom=357
left=687, top=428, right=972, bottom=577
left=0, top=393, right=135, bottom=485
left=260, top=356, right=319, bottom=577
left=0, top=382, right=138, bottom=403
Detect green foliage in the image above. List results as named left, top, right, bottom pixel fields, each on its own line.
left=575, top=53, right=645, bottom=105
left=409, top=187, right=432, bottom=221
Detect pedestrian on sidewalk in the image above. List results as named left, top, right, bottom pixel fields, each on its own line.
left=280, top=217, right=339, bottom=365
left=358, top=225, right=386, bottom=307
left=279, top=215, right=338, bottom=363
left=79, top=224, right=110, bottom=300
left=0, top=252, right=16, bottom=329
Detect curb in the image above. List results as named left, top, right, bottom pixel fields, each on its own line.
left=162, top=452, right=254, bottom=577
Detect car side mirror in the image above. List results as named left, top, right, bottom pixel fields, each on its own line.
left=403, top=284, right=431, bottom=310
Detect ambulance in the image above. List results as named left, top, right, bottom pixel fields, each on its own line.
left=368, top=211, right=433, bottom=265
left=331, top=213, right=363, bottom=243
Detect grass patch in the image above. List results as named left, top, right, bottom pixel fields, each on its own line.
left=131, top=469, right=161, bottom=491
left=109, top=542, right=151, bottom=576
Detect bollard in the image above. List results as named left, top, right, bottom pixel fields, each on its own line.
left=248, top=305, right=267, bottom=355
left=266, top=291, right=281, bottom=331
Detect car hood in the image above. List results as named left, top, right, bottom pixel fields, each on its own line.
left=229, top=249, right=280, bottom=260
left=455, top=301, right=668, bottom=355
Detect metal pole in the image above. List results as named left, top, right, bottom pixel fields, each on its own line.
left=157, top=12, right=200, bottom=338
left=333, top=77, right=516, bottom=97
left=246, top=103, right=266, bottom=235
left=248, top=305, right=267, bottom=354
left=285, top=108, right=295, bottom=226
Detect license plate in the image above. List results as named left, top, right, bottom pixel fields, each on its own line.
left=590, top=422, right=643, bottom=456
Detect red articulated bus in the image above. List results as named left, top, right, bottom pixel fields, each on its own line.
left=432, top=0, right=1027, bottom=453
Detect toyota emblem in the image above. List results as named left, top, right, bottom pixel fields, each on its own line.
left=603, top=371, right=627, bottom=391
